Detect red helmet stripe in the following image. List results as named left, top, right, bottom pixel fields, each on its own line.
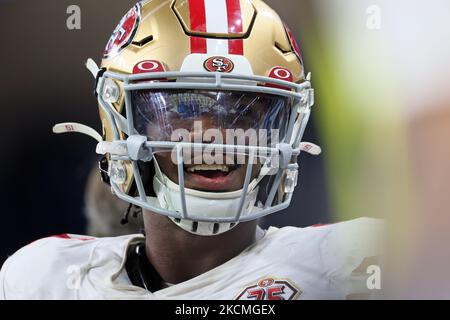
left=226, top=0, right=244, bottom=55
left=228, top=39, right=243, bottom=55
left=190, top=36, right=207, bottom=53
left=189, top=0, right=207, bottom=53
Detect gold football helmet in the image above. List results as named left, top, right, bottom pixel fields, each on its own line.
left=54, top=0, right=319, bottom=236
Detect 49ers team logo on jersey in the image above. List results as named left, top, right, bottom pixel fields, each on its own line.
left=236, top=277, right=301, bottom=300
left=204, top=56, right=234, bottom=73
left=103, top=3, right=141, bottom=59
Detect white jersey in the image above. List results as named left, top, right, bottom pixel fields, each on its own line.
left=0, top=218, right=383, bottom=300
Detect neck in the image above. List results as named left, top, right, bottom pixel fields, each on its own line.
left=143, top=211, right=259, bottom=284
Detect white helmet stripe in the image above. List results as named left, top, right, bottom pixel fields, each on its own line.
left=204, top=0, right=229, bottom=54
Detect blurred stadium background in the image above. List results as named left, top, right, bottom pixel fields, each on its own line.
left=1, top=0, right=450, bottom=298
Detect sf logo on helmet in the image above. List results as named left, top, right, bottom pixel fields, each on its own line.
left=204, top=56, right=234, bottom=73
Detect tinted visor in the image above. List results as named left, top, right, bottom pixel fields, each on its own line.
left=131, top=90, right=292, bottom=146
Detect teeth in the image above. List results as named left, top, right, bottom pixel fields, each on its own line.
left=187, top=165, right=229, bottom=173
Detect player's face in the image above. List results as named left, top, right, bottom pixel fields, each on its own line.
left=154, top=137, right=261, bottom=193
left=148, top=111, right=261, bottom=192
left=132, top=90, right=292, bottom=192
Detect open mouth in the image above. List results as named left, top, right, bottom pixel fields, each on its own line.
left=182, top=164, right=242, bottom=191
left=184, top=164, right=239, bottom=178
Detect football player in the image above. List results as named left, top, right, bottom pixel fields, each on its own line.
left=0, top=0, right=382, bottom=300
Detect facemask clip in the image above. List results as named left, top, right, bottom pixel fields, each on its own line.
left=126, top=135, right=153, bottom=162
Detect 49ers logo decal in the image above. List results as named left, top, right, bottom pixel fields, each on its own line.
left=204, top=56, right=234, bottom=73
left=236, top=277, right=301, bottom=300
left=103, top=3, right=141, bottom=59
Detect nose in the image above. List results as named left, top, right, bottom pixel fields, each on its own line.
left=189, top=115, right=227, bottom=143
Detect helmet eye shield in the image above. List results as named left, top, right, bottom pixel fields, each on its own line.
left=131, top=89, right=292, bottom=147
